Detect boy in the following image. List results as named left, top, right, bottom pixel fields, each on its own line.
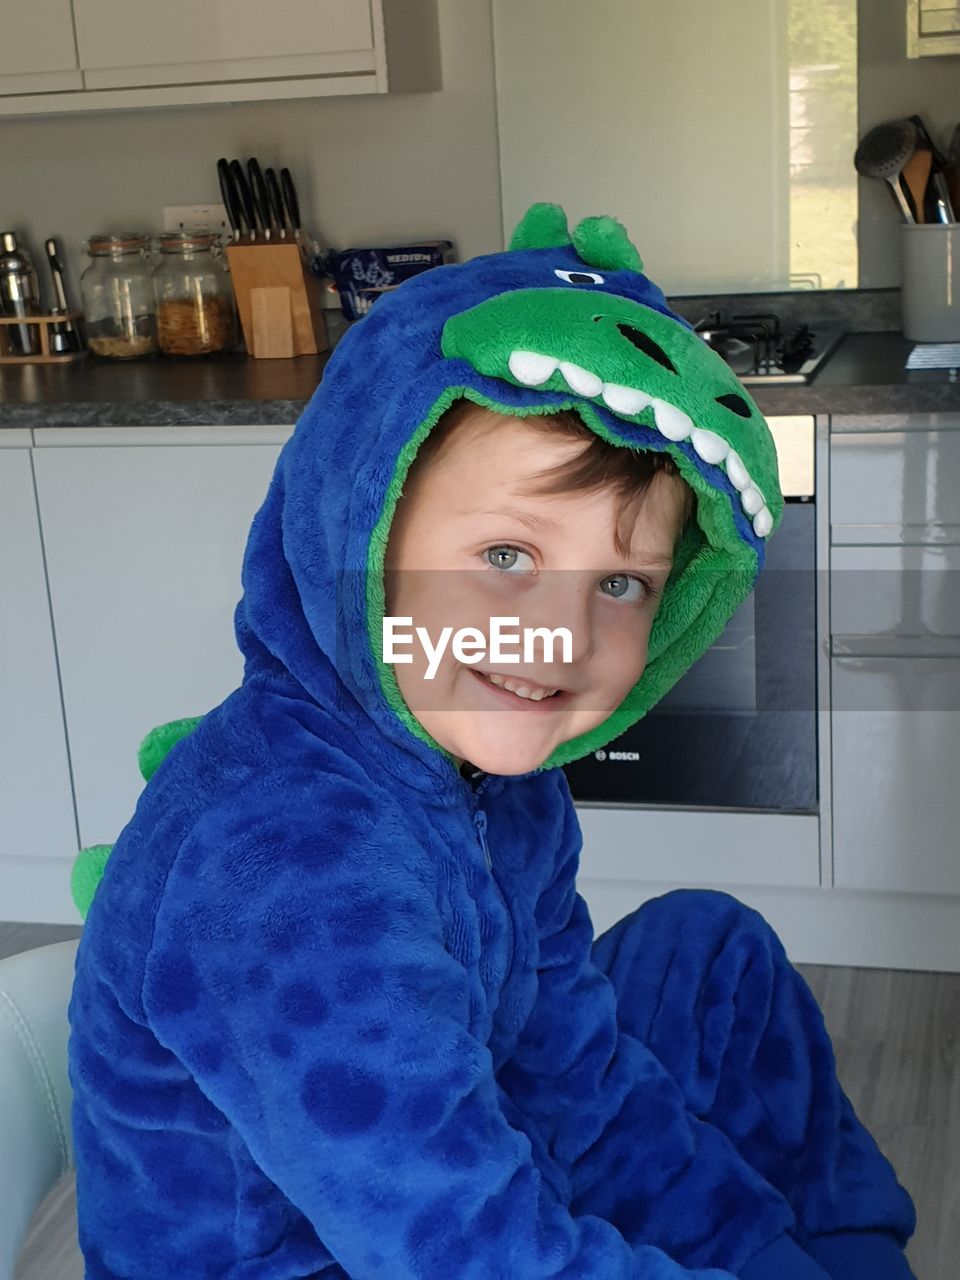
left=68, top=204, right=916, bottom=1279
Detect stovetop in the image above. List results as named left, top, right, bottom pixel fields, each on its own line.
left=693, top=311, right=843, bottom=384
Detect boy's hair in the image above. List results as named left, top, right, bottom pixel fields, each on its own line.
left=412, top=398, right=697, bottom=558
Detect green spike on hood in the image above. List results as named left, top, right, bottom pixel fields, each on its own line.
left=70, top=716, right=202, bottom=920
left=571, top=214, right=644, bottom=273
left=508, top=202, right=572, bottom=252
left=509, top=202, right=644, bottom=273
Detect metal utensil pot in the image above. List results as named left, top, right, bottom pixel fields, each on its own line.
left=0, top=231, right=41, bottom=355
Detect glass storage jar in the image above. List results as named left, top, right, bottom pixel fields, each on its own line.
left=80, top=233, right=158, bottom=359
left=152, top=231, right=237, bottom=357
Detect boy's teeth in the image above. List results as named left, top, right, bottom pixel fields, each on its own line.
left=486, top=672, right=558, bottom=701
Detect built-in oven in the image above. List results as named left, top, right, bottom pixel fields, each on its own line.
left=562, top=417, right=817, bottom=815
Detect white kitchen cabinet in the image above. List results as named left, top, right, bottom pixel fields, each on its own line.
left=831, top=542, right=960, bottom=654
left=0, top=441, right=78, bottom=867
left=0, top=0, right=82, bottom=95
left=829, top=417, right=960, bottom=896
left=831, top=655, right=960, bottom=894
left=907, top=0, right=960, bottom=57
left=830, top=421, right=960, bottom=541
left=0, top=0, right=439, bottom=113
left=74, top=0, right=373, bottom=83
left=31, top=428, right=289, bottom=849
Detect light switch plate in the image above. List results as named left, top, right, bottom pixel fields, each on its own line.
left=162, top=204, right=230, bottom=234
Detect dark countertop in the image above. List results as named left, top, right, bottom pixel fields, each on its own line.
left=752, top=331, right=960, bottom=416
left=2, top=332, right=960, bottom=429
left=0, top=351, right=330, bottom=428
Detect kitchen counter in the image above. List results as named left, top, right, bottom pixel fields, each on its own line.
left=0, top=351, right=330, bottom=428
left=2, top=331, right=959, bottom=428
left=754, top=331, right=960, bottom=416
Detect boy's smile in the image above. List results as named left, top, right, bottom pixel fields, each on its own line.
left=383, top=403, right=689, bottom=776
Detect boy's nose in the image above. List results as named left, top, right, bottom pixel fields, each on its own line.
left=516, top=571, right=596, bottom=674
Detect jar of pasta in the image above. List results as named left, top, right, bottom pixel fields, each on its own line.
left=81, top=233, right=158, bottom=359
left=152, top=231, right=237, bottom=357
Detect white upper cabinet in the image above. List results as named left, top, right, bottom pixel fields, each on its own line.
left=907, top=0, right=960, bottom=56
left=73, top=0, right=375, bottom=88
left=0, top=0, right=82, bottom=94
left=0, top=0, right=439, bottom=112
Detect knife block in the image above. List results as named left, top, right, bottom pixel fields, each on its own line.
left=225, top=241, right=329, bottom=359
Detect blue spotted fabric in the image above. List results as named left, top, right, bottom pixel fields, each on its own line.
left=67, top=207, right=917, bottom=1278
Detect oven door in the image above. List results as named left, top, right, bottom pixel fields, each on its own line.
left=562, top=420, right=818, bottom=815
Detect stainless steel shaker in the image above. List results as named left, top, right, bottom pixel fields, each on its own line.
left=0, top=231, right=41, bottom=355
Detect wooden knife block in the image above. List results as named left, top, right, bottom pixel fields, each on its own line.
left=225, top=241, right=329, bottom=359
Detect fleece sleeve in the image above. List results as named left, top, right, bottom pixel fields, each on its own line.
left=140, top=776, right=734, bottom=1280
left=494, top=776, right=799, bottom=1278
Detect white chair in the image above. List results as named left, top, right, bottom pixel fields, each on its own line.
left=0, top=939, right=79, bottom=1279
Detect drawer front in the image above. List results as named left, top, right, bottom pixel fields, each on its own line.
left=832, top=655, right=960, bottom=894
left=830, top=429, right=960, bottom=540
left=831, top=543, right=960, bottom=655
left=73, top=0, right=374, bottom=70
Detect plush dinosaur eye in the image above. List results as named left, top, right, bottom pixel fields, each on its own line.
left=715, top=393, right=752, bottom=418
left=554, top=268, right=605, bottom=285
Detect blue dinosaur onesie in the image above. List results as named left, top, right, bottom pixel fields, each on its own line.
left=67, top=205, right=917, bottom=1279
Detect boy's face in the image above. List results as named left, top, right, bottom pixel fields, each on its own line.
left=383, top=404, right=689, bottom=776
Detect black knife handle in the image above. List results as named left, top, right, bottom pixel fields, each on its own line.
left=229, top=159, right=257, bottom=239
left=217, top=157, right=244, bottom=240
left=280, top=167, right=301, bottom=236
left=247, top=157, right=271, bottom=240
left=264, top=167, right=288, bottom=239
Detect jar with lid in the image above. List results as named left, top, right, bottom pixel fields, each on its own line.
left=80, top=233, right=158, bottom=359
left=152, top=231, right=237, bottom=357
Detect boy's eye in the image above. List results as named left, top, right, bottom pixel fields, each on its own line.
left=600, top=573, right=649, bottom=604
left=554, top=268, right=605, bottom=285
left=485, top=545, right=535, bottom=572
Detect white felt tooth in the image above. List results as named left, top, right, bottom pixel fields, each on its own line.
left=508, top=350, right=558, bottom=386
left=753, top=506, right=773, bottom=537
left=691, top=427, right=730, bottom=465
left=725, top=449, right=750, bottom=491
left=653, top=399, right=693, bottom=442
left=602, top=383, right=649, bottom=415
left=741, top=484, right=764, bottom=516
left=559, top=361, right=603, bottom=397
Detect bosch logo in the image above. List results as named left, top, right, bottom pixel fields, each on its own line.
left=594, top=749, right=640, bottom=762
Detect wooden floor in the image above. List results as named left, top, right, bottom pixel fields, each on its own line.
left=4, top=921, right=956, bottom=1279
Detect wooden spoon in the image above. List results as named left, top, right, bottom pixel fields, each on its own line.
left=900, top=147, right=933, bottom=223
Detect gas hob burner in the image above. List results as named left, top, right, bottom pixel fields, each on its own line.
left=693, top=310, right=841, bottom=384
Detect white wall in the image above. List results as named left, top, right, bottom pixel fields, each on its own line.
left=0, top=0, right=503, bottom=307
left=494, top=0, right=792, bottom=294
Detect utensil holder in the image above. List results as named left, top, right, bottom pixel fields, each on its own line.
left=0, top=311, right=85, bottom=363
left=224, top=241, right=329, bottom=359
left=901, top=224, right=960, bottom=341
